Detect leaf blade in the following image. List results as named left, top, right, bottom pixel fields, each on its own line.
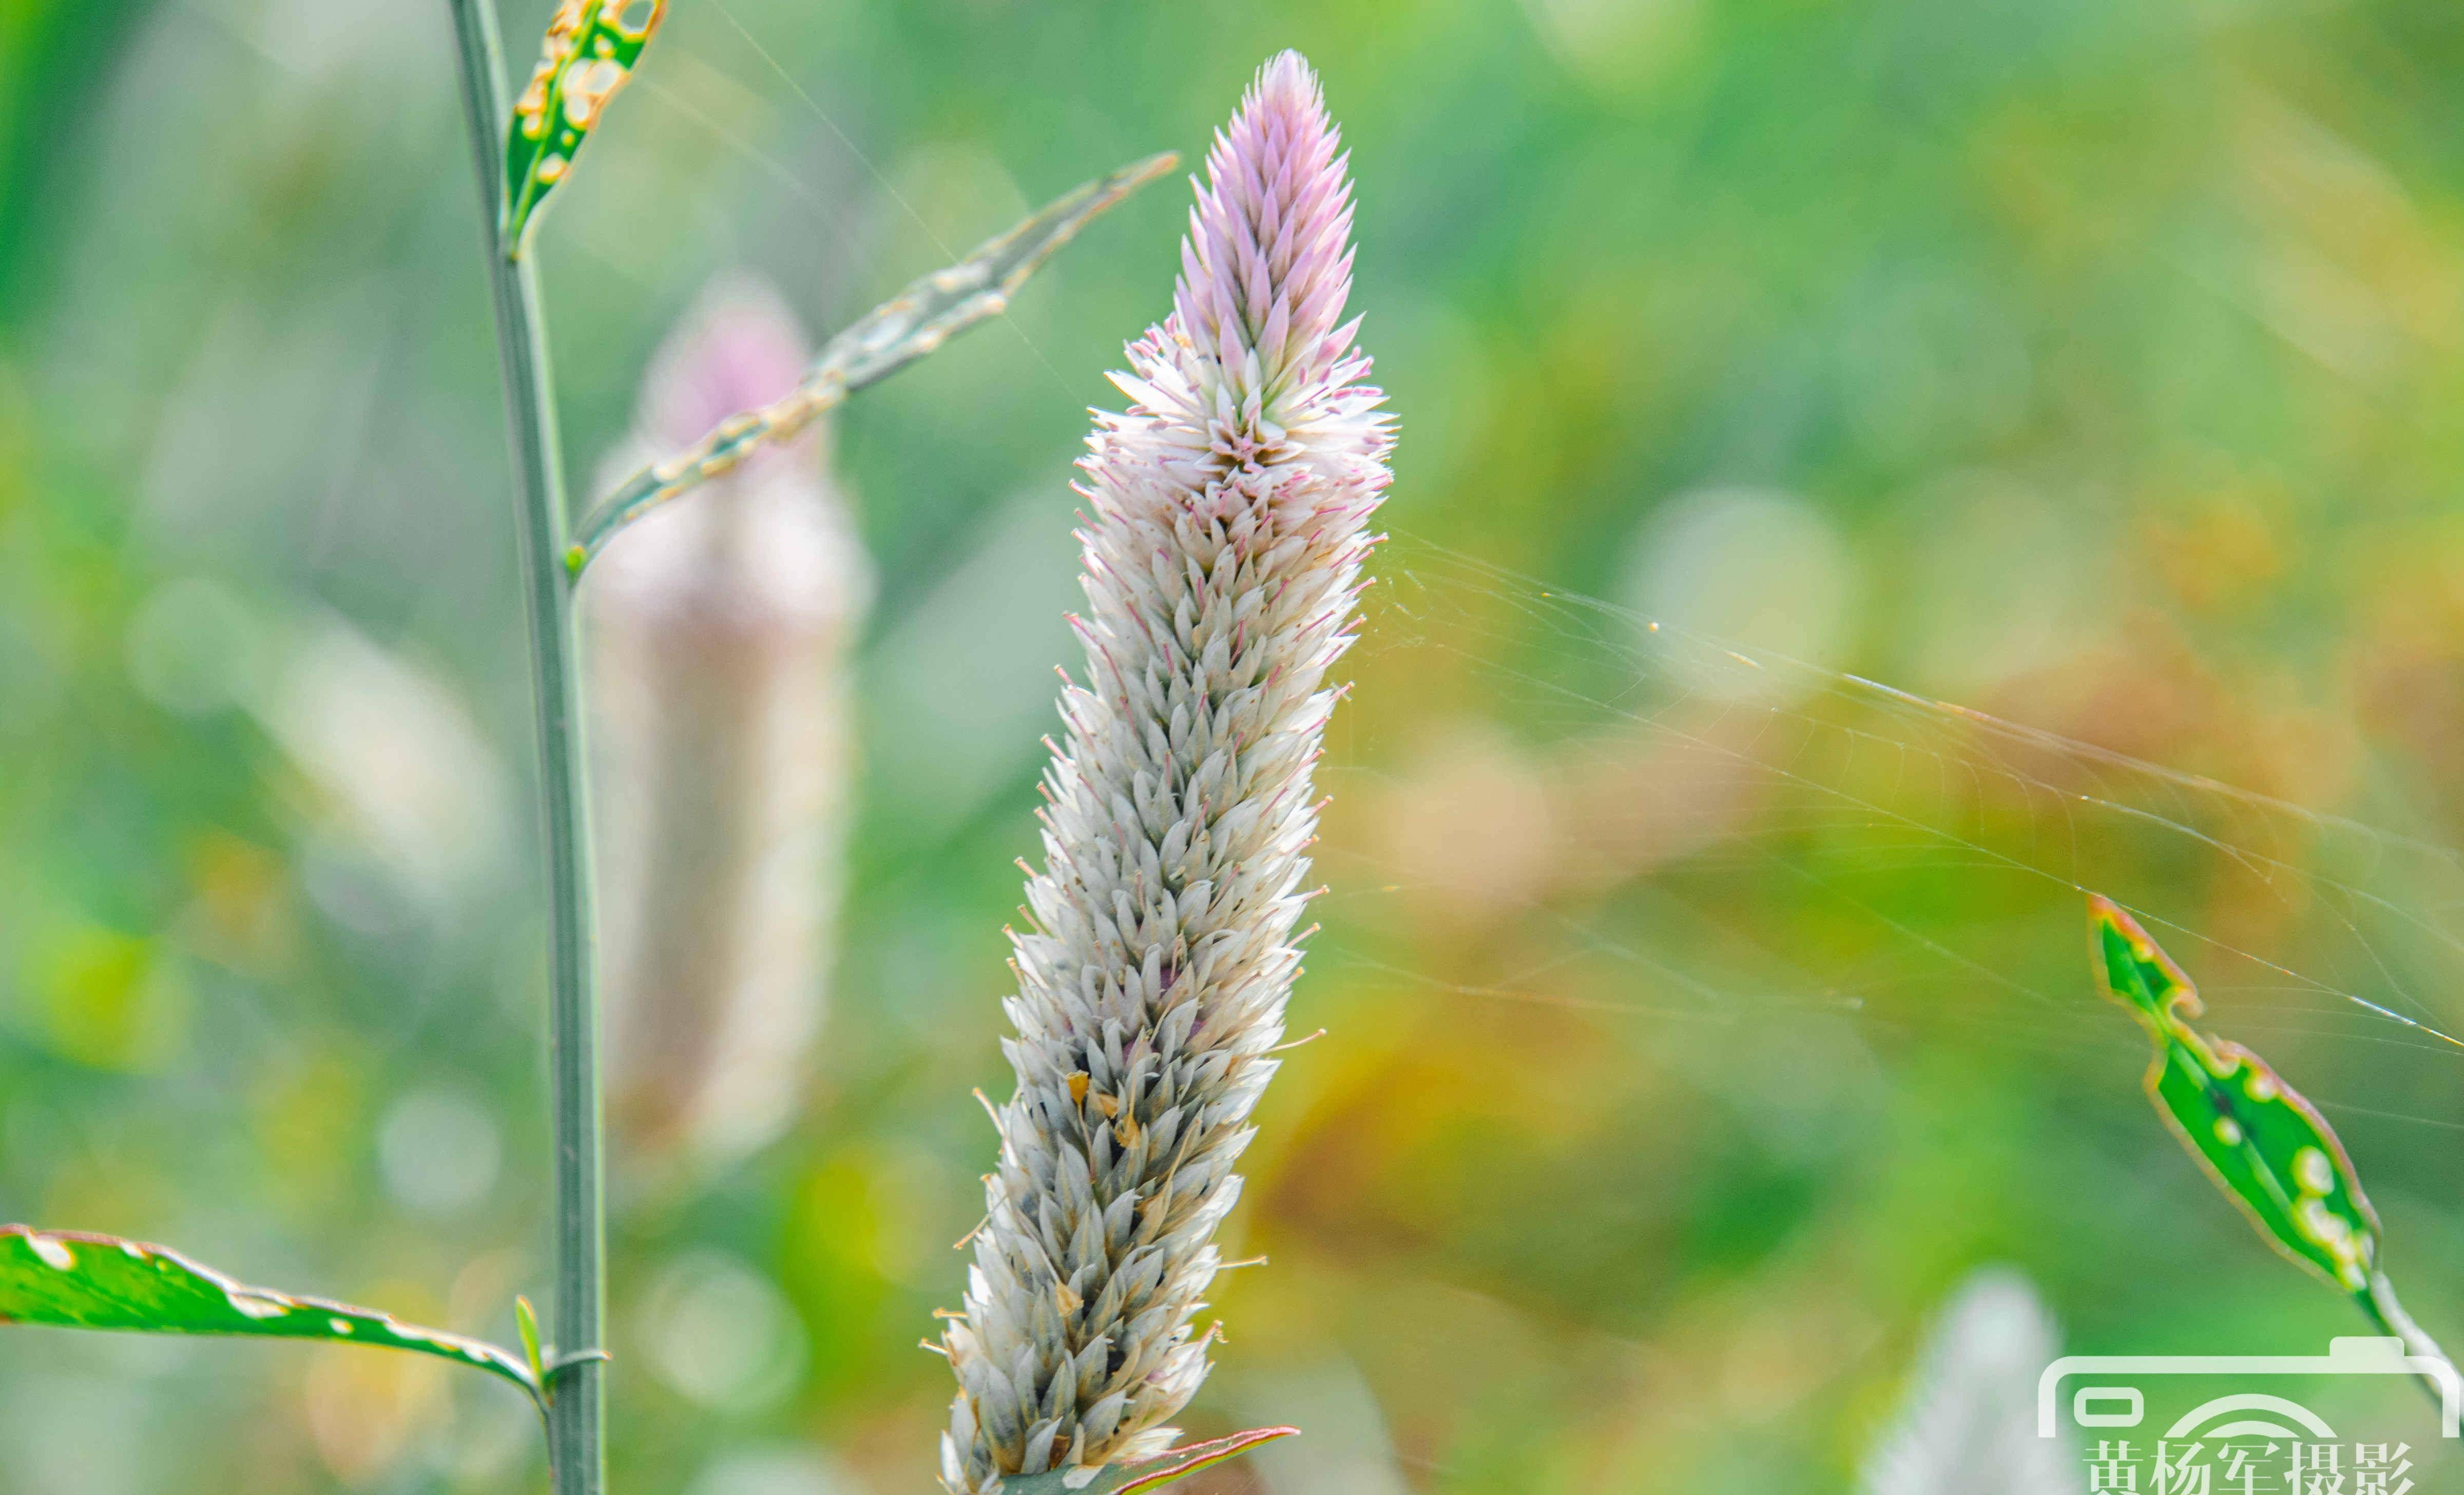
left=0, top=1226, right=540, bottom=1403
left=515, top=1293, right=545, bottom=1387
left=2088, top=896, right=2381, bottom=1296
left=503, top=0, right=666, bottom=257
left=567, top=149, right=1180, bottom=570
left=992, top=1428, right=1299, bottom=1495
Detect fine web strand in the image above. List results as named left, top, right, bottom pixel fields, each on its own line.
left=696, top=0, right=1092, bottom=405
left=1314, top=532, right=2464, bottom=1119
left=626, top=72, right=869, bottom=265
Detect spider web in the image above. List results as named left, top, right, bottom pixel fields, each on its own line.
left=1321, top=532, right=2464, bottom=1113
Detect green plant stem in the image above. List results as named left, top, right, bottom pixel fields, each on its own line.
left=444, top=3, right=605, bottom=1492
left=2364, top=1272, right=2461, bottom=1417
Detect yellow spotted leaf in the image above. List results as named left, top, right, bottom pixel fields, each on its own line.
left=503, top=0, right=665, bottom=257
left=2089, top=896, right=2380, bottom=1296
left=0, top=1225, right=541, bottom=1405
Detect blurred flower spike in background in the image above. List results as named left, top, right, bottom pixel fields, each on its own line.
left=590, top=273, right=873, bottom=1185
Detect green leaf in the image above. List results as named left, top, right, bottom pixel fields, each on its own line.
left=0, top=1225, right=542, bottom=1405
left=994, top=1428, right=1298, bottom=1495
left=502, top=0, right=666, bottom=257
left=567, top=149, right=1181, bottom=572
left=2089, top=895, right=2380, bottom=1296
left=515, top=1293, right=545, bottom=1387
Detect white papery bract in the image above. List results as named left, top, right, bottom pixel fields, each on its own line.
left=938, top=50, right=1393, bottom=1493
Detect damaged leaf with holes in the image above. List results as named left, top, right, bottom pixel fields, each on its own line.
left=0, top=1225, right=543, bottom=1405
left=2089, top=895, right=2382, bottom=1295
left=503, top=0, right=666, bottom=255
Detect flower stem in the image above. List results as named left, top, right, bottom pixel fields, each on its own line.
left=444, top=3, right=605, bottom=1491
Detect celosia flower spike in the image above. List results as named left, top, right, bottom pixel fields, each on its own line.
left=937, top=50, right=1393, bottom=1494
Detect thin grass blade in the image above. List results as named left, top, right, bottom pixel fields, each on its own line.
left=994, top=1428, right=1298, bottom=1495
left=568, top=150, right=1178, bottom=571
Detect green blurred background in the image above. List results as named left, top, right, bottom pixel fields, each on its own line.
left=8, top=0, right=2464, bottom=1490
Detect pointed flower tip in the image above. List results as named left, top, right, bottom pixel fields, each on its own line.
left=1250, top=48, right=1324, bottom=114
left=1229, top=50, right=1334, bottom=165
left=1180, top=49, right=1360, bottom=388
